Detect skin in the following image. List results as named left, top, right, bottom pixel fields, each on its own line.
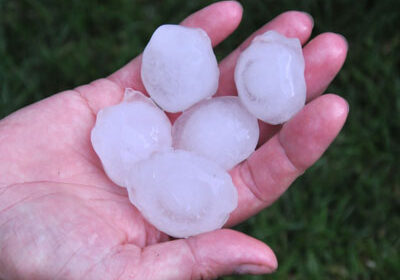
left=0, top=1, right=348, bottom=279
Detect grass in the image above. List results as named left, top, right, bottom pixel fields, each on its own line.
left=1, top=0, right=399, bottom=279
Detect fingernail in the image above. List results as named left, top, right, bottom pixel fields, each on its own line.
left=235, top=264, right=276, bottom=275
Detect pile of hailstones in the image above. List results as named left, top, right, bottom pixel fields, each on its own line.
left=91, top=25, right=306, bottom=238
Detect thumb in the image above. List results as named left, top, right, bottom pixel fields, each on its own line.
left=123, top=229, right=277, bottom=279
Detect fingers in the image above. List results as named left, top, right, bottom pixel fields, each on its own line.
left=216, top=11, right=314, bottom=96
left=226, top=94, right=349, bottom=226
left=304, top=32, right=348, bottom=101
left=128, top=229, right=276, bottom=279
left=108, top=1, right=243, bottom=90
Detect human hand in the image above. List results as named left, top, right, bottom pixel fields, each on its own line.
left=0, top=1, right=348, bottom=279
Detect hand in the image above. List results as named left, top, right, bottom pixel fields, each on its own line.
left=0, top=2, right=348, bottom=279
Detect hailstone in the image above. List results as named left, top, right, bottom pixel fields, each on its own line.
left=235, top=30, right=306, bottom=124
left=141, top=24, right=219, bottom=113
left=173, top=96, right=259, bottom=170
left=91, top=88, right=172, bottom=187
left=126, top=150, right=238, bottom=238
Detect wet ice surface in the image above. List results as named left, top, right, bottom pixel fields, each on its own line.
left=141, top=24, right=219, bottom=112
left=235, top=30, right=306, bottom=124
left=173, top=96, right=259, bottom=170
left=126, top=150, right=238, bottom=238
left=91, top=89, right=172, bottom=187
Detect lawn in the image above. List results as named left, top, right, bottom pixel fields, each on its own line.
left=1, top=0, right=399, bottom=279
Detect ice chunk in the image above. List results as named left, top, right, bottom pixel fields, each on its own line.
left=91, top=89, right=172, bottom=187
left=173, top=96, right=259, bottom=170
left=234, top=30, right=306, bottom=124
left=126, top=150, right=238, bottom=238
left=141, top=24, right=219, bottom=113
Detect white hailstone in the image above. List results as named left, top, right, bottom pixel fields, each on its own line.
left=126, top=150, right=238, bottom=238
left=141, top=24, right=219, bottom=113
left=91, top=88, right=172, bottom=187
left=235, top=30, right=306, bottom=125
left=173, top=96, right=259, bottom=170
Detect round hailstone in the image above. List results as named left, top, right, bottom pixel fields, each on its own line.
left=91, top=88, right=172, bottom=187
left=141, top=24, right=219, bottom=113
left=126, top=150, right=238, bottom=238
left=235, top=30, right=306, bottom=125
left=173, top=96, right=259, bottom=170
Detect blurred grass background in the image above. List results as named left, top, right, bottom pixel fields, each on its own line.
left=0, top=0, right=399, bottom=279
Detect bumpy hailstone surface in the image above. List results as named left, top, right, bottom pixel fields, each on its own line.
left=91, top=88, right=172, bottom=187
left=235, top=30, right=306, bottom=125
left=126, top=150, right=238, bottom=238
left=173, top=96, right=259, bottom=170
left=141, top=24, right=219, bottom=113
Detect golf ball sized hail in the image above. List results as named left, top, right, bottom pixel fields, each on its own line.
left=141, top=24, right=219, bottom=112
left=235, top=30, right=306, bottom=124
left=126, top=150, right=238, bottom=238
left=91, top=88, right=172, bottom=187
left=173, top=96, right=259, bottom=170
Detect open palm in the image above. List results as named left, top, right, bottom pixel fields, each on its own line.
left=0, top=2, right=348, bottom=279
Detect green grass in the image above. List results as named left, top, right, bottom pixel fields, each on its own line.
left=1, top=0, right=399, bottom=279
